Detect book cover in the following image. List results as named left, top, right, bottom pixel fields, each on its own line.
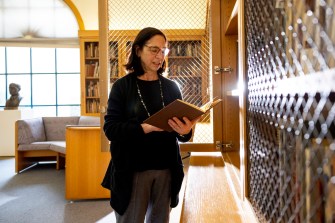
left=86, top=63, right=96, bottom=77
left=144, top=98, right=222, bottom=132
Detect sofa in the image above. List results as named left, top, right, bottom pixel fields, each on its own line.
left=15, top=116, right=100, bottom=173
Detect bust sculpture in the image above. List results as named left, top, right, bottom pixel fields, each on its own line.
left=4, top=83, right=23, bottom=110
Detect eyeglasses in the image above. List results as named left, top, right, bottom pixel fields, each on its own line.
left=144, top=44, right=170, bottom=57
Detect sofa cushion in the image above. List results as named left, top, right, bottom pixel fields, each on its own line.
left=43, top=117, right=80, bottom=141
left=49, top=141, right=66, bottom=154
left=78, top=116, right=100, bottom=126
left=17, top=118, right=46, bottom=144
left=17, top=142, right=51, bottom=151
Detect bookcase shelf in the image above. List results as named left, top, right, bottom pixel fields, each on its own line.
left=79, top=31, right=120, bottom=116
left=167, top=40, right=206, bottom=107
left=79, top=30, right=209, bottom=116
left=80, top=36, right=100, bottom=116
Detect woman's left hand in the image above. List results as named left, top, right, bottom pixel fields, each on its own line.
left=168, top=116, right=199, bottom=135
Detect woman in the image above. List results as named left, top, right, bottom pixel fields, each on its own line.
left=102, top=27, right=198, bottom=223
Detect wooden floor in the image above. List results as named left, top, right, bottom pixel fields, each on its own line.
left=1, top=151, right=258, bottom=223
left=179, top=151, right=258, bottom=223
left=98, top=150, right=258, bottom=223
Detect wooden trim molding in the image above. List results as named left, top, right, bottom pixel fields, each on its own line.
left=238, top=0, right=249, bottom=200
left=64, top=0, right=85, bottom=30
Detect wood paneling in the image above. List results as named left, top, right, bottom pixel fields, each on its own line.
left=225, top=0, right=238, bottom=35
left=181, top=152, right=251, bottom=223
left=65, top=126, right=110, bottom=200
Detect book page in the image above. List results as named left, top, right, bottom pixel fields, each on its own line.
left=200, top=97, right=222, bottom=113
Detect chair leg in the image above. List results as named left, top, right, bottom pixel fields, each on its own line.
left=16, top=151, right=37, bottom=173
left=56, top=153, right=66, bottom=170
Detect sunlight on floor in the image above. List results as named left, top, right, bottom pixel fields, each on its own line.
left=94, top=207, right=184, bottom=223
left=0, top=193, right=17, bottom=207
left=95, top=211, right=116, bottom=223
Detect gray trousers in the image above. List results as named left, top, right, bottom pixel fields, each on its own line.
left=115, top=169, right=172, bottom=223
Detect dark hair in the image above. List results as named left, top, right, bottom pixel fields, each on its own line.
left=124, top=27, right=167, bottom=76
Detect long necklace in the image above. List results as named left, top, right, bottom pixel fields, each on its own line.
left=136, top=77, right=165, bottom=117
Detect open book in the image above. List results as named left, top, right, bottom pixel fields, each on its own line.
left=144, top=98, right=222, bottom=132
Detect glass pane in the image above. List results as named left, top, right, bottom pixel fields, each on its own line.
left=57, top=106, right=80, bottom=116
left=54, top=8, right=78, bottom=37
left=32, top=106, right=56, bottom=117
left=7, top=47, right=30, bottom=73
left=18, top=107, right=35, bottom=117
left=32, top=74, right=56, bottom=105
left=57, top=74, right=80, bottom=104
left=0, top=76, right=5, bottom=106
left=7, top=75, right=31, bottom=106
left=2, top=0, right=28, bottom=7
left=31, top=48, right=55, bottom=73
left=1, top=0, right=78, bottom=39
left=0, top=47, right=5, bottom=73
left=2, top=8, right=29, bottom=38
left=56, top=48, right=80, bottom=73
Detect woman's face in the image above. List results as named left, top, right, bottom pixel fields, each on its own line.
left=138, top=35, right=168, bottom=74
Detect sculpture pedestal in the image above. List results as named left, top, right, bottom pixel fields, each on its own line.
left=0, top=110, right=33, bottom=156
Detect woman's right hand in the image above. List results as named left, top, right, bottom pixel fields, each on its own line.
left=141, top=123, right=163, bottom=134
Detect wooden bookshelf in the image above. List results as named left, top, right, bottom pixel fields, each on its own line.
left=167, top=39, right=207, bottom=107
left=79, top=31, right=120, bottom=116
left=79, top=30, right=209, bottom=116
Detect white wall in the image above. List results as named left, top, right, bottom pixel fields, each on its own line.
left=72, top=0, right=99, bottom=30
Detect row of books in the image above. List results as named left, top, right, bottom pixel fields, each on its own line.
left=168, top=64, right=202, bottom=77
left=87, top=42, right=202, bottom=59
left=86, top=43, right=99, bottom=58
left=86, top=62, right=119, bottom=78
left=86, top=62, right=99, bottom=77
left=87, top=81, right=100, bottom=97
left=86, top=99, right=100, bottom=113
left=87, top=63, right=203, bottom=78
left=85, top=42, right=118, bottom=59
left=169, top=43, right=201, bottom=57
left=109, top=46, right=118, bottom=60
left=109, top=63, right=118, bottom=77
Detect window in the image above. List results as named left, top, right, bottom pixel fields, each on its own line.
left=0, top=0, right=81, bottom=116
left=0, top=46, right=80, bottom=116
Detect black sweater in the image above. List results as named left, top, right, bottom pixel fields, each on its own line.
left=102, top=72, right=192, bottom=215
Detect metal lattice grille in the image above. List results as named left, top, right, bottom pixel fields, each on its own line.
left=245, top=0, right=335, bottom=222
left=107, top=0, right=214, bottom=143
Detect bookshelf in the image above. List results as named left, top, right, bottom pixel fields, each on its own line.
left=79, top=31, right=119, bottom=116
left=79, top=30, right=209, bottom=116
left=167, top=40, right=205, bottom=107
left=84, top=40, right=100, bottom=115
